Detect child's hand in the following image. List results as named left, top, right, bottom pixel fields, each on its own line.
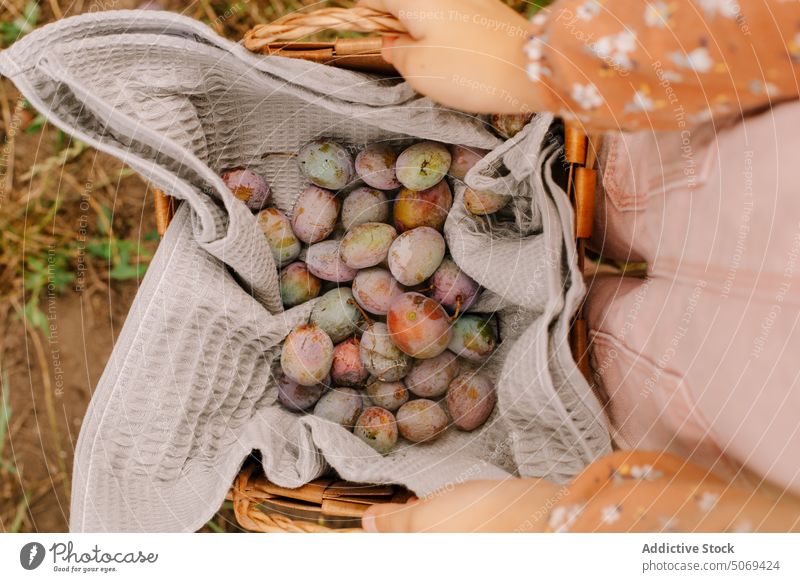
left=360, top=0, right=538, bottom=114
left=361, top=478, right=560, bottom=532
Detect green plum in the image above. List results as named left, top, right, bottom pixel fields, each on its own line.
left=279, top=262, right=321, bottom=307
left=464, top=187, right=511, bottom=215
left=297, top=139, right=354, bottom=190
left=448, top=314, right=498, bottom=362
left=309, top=287, right=365, bottom=342
left=340, top=222, right=397, bottom=269
left=448, top=145, right=489, bottom=182
left=313, top=387, right=362, bottom=428
left=490, top=113, right=533, bottom=139
left=277, top=373, right=327, bottom=412
left=257, top=207, right=301, bottom=265
left=395, top=141, right=451, bottom=191
left=429, top=258, right=480, bottom=314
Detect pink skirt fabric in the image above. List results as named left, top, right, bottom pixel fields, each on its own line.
left=585, top=101, right=800, bottom=494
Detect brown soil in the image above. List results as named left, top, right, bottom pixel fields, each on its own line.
left=2, top=287, right=137, bottom=532
left=0, top=0, right=252, bottom=531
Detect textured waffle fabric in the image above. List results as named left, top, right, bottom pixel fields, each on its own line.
left=0, top=10, right=611, bottom=532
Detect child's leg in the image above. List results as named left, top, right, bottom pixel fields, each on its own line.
left=586, top=101, right=800, bottom=496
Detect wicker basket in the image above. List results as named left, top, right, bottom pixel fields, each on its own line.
left=229, top=462, right=415, bottom=532
left=153, top=7, right=600, bottom=533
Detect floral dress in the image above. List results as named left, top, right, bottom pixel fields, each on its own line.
left=525, top=0, right=800, bottom=531
left=524, top=0, right=800, bottom=130
left=547, top=450, right=799, bottom=532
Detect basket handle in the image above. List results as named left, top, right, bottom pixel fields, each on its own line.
left=244, top=6, right=406, bottom=50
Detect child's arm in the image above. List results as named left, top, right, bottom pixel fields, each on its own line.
left=360, top=0, right=539, bottom=114
left=363, top=0, right=800, bottom=131
left=362, top=478, right=562, bottom=532
left=362, top=452, right=800, bottom=532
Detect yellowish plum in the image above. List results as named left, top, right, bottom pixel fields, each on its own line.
left=257, top=207, right=301, bottom=265
left=340, top=222, right=397, bottom=269
left=280, top=323, right=334, bottom=386
left=393, top=181, right=453, bottom=233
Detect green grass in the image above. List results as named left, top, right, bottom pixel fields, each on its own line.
left=0, top=1, right=39, bottom=48
left=0, top=373, right=16, bottom=475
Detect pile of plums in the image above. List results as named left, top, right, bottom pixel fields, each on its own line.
left=221, top=137, right=508, bottom=455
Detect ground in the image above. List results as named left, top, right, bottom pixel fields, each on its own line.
left=0, top=0, right=541, bottom=532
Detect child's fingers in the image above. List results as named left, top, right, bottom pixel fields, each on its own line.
left=362, top=502, right=415, bottom=532
left=381, top=39, right=454, bottom=105
left=380, top=34, right=411, bottom=66
left=381, top=34, right=422, bottom=73
left=357, top=0, right=430, bottom=38
left=362, top=479, right=562, bottom=532
left=356, top=0, right=387, bottom=10
left=357, top=0, right=422, bottom=14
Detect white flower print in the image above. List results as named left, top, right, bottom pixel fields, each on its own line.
left=661, top=69, right=684, bottom=83
left=531, top=11, right=548, bottom=28
left=591, top=30, right=637, bottom=71
left=688, top=107, right=714, bottom=124
left=791, top=33, right=800, bottom=60
left=571, top=82, right=605, bottom=110
left=697, top=0, right=740, bottom=19
left=732, top=520, right=753, bottom=533
left=601, top=505, right=622, bottom=524
left=625, top=89, right=655, bottom=113
left=696, top=491, right=719, bottom=512
left=748, top=80, right=779, bottom=97
left=524, top=36, right=544, bottom=61
left=644, top=1, right=673, bottom=28
left=658, top=516, right=679, bottom=531
left=576, top=0, right=602, bottom=21
left=527, top=62, right=551, bottom=82
left=548, top=504, right=584, bottom=533
left=630, top=464, right=664, bottom=480
left=558, top=108, right=577, bottom=122
left=669, top=47, right=713, bottom=73
left=524, top=37, right=551, bottom=81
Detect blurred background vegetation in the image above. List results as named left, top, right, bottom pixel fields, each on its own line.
left=0, top=0, right=545, bottom=532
